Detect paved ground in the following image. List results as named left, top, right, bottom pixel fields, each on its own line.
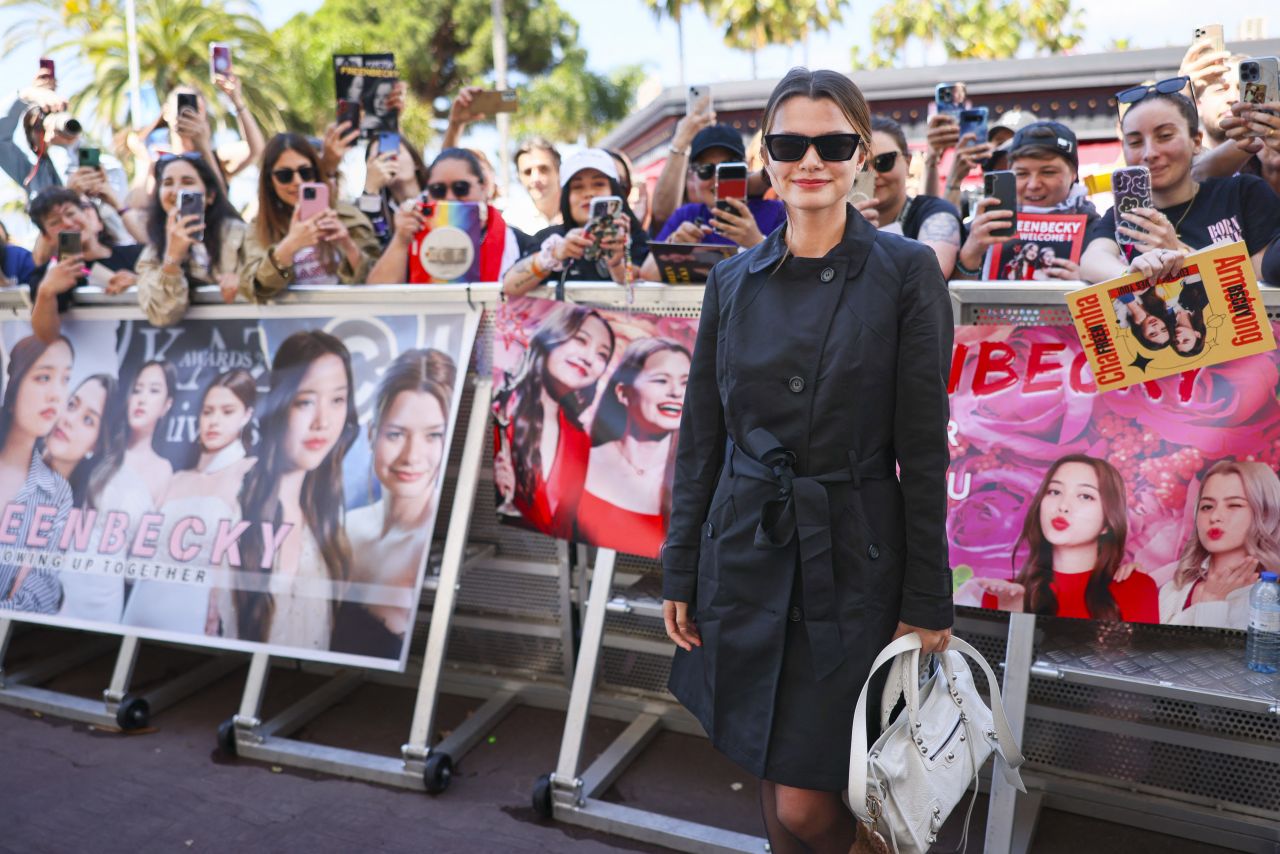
left=0, top=626, right=1238, bottom=854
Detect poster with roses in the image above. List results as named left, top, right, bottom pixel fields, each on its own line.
left=948, top=322, right=1280, bottom=631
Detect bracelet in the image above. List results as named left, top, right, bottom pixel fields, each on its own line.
left=537, top=236, right=568, bottom=275
left=266, top=245, right=294, bottom=278
left=954, top=254, right=983, bottom=277
left=669, top=145, right=690, bottom=157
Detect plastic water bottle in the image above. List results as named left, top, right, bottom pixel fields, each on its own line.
left=1245, top=571, right=1280, bottom=674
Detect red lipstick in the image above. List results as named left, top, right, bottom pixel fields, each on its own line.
left=1207, top=528, right=1224, bottom=541
left=1051, top=517, right=1070, bottom=532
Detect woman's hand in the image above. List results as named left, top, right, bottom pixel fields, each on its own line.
left=1225, top=102, right=1280, bottom=152
left=41, top=252, right=85, bottom=295
left=278, top=205, right=326, bottom=258
left=926, top=113, right=960, bottom=162
left=663, top=600, right=702, bottom=651
left=174, top=106, right=211, bottom=151
left=972, top=578, right=1026, bottom=612
left=949, top=133, right=994, bottom=182
left=1039, top=256, right=1082, bottom=280
left=320, top=120, right=360, bottom=178
left=449, top=85, right=488, bottom=125
left=217, top=272, right=239, bottom=304
left=1178, top=40, right=1232, bottom=100
left=105, top=270, right=137, bottom=295
left=391, top=199, right=426, bottom=246
left=1201, top=557, right=1259, bottom=602
left=166, top=209, right=203, bottom=262
left=493, top=444, right=517, bottom=501
left=671, top=108, right=716, bottom=153
left=213, top=71, right=244, bottom=107
left=852, top=197, right=880, bottom=229
left=668, top=220, right=710, bottom=244
left=892, top=621, right=951, bottom=654
left=555, top=228, right=593, bottom=263
left=709, top=197, right=765, bottom=247
left=956, top=196, right=1011, bottom=272
left=1111, top=562, right=1144, bottom=583
left=364, top=150, right=399, bottom=194
left=1118, top=207, right=1180, bottom=252
left=316, top=210, right=359, bottom=261
left=1127, top=247, right=1187, bottom=282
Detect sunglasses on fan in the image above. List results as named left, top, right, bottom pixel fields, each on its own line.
left=271, top=165, right=318, bottom=184
left=1115, top=76, right=1197, bottom=119
left=764, top=132, right=862, bottom=162
left=427, top=180, right=475, bottom=200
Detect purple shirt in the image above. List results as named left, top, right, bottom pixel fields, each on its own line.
left=656, top=199, right=786, bottom=247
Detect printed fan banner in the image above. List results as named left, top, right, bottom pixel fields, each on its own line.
left=948, top=322, right=1280, bottom=630
left=981, top=213, right=1089, bottom=280
left=1065, top=240, right=1274, bottom=392
left=491, top=296, right=699, bottom=559
left=0, top=306, right=479, bottom=671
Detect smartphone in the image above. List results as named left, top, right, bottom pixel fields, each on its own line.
left=584, top=195, right=623, bottom=256
left=934, top=82, right=967, bottom=117
left=178, top=190, right=206, bottom=242
left=468, top=89, right=519, bottom=117
left=714, top=162, right=748, bottom=214
left=1111, top=166, right=1153, bottom=247
left=209, top=42, right=232, bottom=79
left=687, top=84, right=712, bottom=116
left=378, top=131, right=400, bottom=156
left=958, top=107, right=989, bottom=146
left=336, top=99, right=361, bottom=142
left=1240, top=57, right=1280, bottom=108
left=983, top=171, right=1017, bottom=240
left=297, top=182, right=330, bottom=221
left=847, top=169, right=876, bottom=204
left=58, top=230, right=81, bottom=259
left=1192, top=24, right=1225, bottom=55
left=78, top=147, right=101, bottom=169
left=176, top=92, right=199, bottom=116
left=39, top=57, right=55, bottom=77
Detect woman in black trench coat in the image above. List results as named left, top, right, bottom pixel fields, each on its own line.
left=661, top=68, right=955, bottom=852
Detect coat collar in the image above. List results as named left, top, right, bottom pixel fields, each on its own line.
left=747, top=203, right=878, bottom=277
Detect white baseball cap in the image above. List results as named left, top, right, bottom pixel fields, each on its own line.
left=559, top=149, right=620, bottom=188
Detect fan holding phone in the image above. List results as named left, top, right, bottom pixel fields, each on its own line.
left=135, top=152, right=249, bottom=325
left=503, top=150, right=649, bottom=296
left=241, top=133, right=381, bottom=300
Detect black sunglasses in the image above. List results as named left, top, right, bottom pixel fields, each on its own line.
left=272, top=166, right=318, bottom=184
left=764, top=133, right=861, bottom=162
left=158, top=152, right=202, bottom=165
left=871, top=151, right=900, bottom=173
left=427, top=180, right=474, bottom=200
left=1115, top=76, right=1195, bottom=118
left=689, top=162, right=717, bottom=180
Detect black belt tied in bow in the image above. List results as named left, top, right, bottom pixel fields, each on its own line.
left=730, top=428, right=894, bottom=681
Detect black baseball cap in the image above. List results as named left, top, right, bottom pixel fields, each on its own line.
left=1008, top=121, right=1078, bottom=171
left=690, top=124, right=746, bottom=161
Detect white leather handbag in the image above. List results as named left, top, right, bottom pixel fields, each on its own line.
left=847, top=634, right=1027, bottom=853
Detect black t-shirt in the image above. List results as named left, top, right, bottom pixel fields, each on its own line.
left=528, top=221, right=650, bottom=283
left=30, top=243, right=144, bottom=312
left=1095, top=174, right=1280, bottom=259
left=901, top=195, right=962, bottom=242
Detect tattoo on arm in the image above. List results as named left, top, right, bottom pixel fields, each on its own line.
left=918, top=213, right=961, bottom=246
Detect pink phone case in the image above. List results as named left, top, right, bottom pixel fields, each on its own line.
left=296, top=182, right=330, bottom=221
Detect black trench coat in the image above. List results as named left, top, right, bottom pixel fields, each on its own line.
left=661, top=207, right=955, bottom=790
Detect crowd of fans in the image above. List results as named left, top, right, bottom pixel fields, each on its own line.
left=3, top=33, right=1280, bottom=340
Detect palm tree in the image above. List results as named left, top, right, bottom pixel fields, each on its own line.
left=640, top=0, right=710, bottom=87
left=1, top=0, right=287, bottom=132
left=709, top=0, right=848, bottom=78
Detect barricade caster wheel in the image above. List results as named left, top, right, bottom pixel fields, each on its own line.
left=216, top=717, right=237, bottom=757
left=423, top=752, right=453, bottom=794
left=532, top=773, right=553, bottom=819
left=116, top=694, right=150, bottom=730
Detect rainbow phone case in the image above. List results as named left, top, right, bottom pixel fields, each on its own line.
left=409, top=201, right=485, bottom=283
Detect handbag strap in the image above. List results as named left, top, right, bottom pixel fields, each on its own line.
left=849, top=635, right=1027, bottom=825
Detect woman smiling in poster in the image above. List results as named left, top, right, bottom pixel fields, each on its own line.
left=333, top=348, right=456, bottom=659
left=227, top=330, right=358, bottom=650
left=43, top=374, right=130, bottom=622
left=493, top=305, right=616, bottom=540
left=1153, top=461, right=1280, bottom=628
left=123, top=369, right=257, bottom=634
left=974, top=454, right=1159, bottom=622
left=0, top=335, right=74, bottom=614
left=113, top=360, right=177, bottom=509
left=576, top=338, right=690, bottom=559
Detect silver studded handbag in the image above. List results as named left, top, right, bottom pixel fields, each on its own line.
left=847, top=635, right=1026, bottom=854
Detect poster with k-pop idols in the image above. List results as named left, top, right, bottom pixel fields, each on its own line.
left=491, top=296, right=699, bottom=558
left=947, top=321, right=1280, bottom=631
left=1066, top=240, right=1275, bottom=393
left=0, top=304, right=479, bottom=671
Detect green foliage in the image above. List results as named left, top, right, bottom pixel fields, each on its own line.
left=855, top=0, right=1085, bottom=68
left=512, top=50, right=645, bottom=145
left=710, top=0, right=848, bottom=52
left=272, top=0, right=580, bottom=146
left=2, top=0, right=288, bottom=132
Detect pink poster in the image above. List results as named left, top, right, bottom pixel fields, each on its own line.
left=948, top=323, right=1280, bottom=630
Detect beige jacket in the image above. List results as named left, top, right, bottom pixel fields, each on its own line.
left=136, top=218, right=249, bottom=327
left=239, top=201, right=380, bottom=303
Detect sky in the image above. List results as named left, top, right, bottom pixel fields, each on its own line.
left=0, top=0, right=1265, bottom=239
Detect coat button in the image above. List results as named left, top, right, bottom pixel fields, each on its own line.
left=789, top=606, right=803, bottom=622
left=820, top=266, right=835, bottom=282
left=868, top=544, right=880, bottom=560
left=788, top=376, right=805, bottom=393
left=705, top=521, right=715, bottom=538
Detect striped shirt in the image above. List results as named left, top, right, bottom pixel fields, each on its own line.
left=0, top=448, right=73, bottom=614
